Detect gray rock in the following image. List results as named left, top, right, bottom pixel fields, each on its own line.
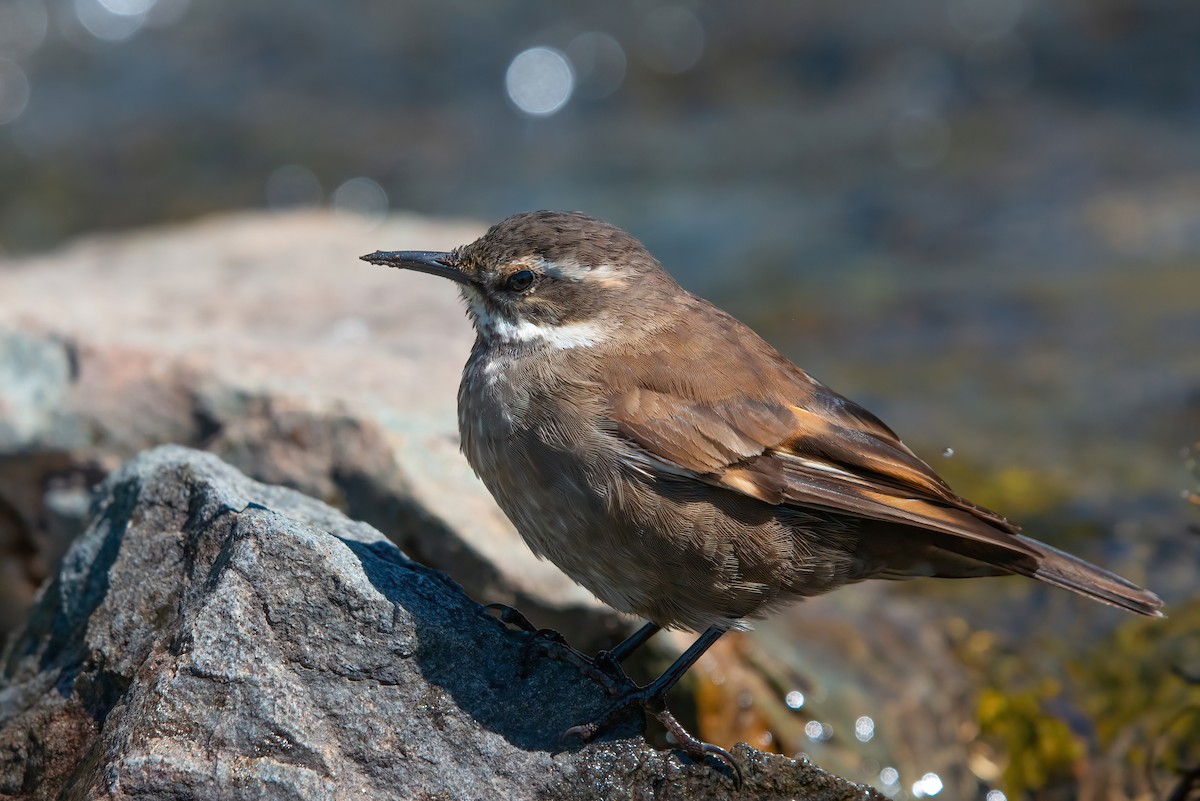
left=0, top=446, right=879, bottom=800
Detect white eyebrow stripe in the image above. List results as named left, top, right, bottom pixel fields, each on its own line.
left=536, top=257, right=621, bottom=284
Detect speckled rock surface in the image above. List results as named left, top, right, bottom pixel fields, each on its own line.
left=0, top=447, right=880, bottom=800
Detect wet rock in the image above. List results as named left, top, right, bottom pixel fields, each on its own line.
left=0, top=446, right=880, bottom=800
left=0, top=212, right=621, bottom=654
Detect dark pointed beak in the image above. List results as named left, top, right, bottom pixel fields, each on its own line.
left=360, top=250, right=473, bottom=286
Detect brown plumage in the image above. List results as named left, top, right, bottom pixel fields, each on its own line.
left=363, top=210, right=1162, bottom=778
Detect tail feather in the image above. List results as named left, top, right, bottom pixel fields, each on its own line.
left=1016, top=535, right=1164, bottom=618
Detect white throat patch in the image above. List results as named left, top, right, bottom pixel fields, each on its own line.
left=485, top=316, right=608, bottom=349
left=461, top=287, right=608, bottom=349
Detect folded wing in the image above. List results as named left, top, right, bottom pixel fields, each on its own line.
left=600, top=301, right=1163, bottom=616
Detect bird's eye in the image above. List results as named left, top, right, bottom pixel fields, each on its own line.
left=505, top=269, right=536, bottom=292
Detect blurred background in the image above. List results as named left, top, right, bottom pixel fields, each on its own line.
left=1, top=0, right=1198, bottom=798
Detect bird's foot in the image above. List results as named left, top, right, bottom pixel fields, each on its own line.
left=589, top=649, right=635, bottom=689
left=484, top=603, right=570, bottom=646
left=563, top=686, right=742, bottom=788
left=482, top=604, right=643, bottom=690
left=485, top=603, right=577, bottom=677
left=483, top=604, right=632, bottom=691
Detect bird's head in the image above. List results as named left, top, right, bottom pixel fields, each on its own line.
left=362, top=210, right=680, bottom=349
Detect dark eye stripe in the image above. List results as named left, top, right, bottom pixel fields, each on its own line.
left=506, top=269, right=536, bottom=292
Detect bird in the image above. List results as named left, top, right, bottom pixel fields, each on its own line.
left=362, top=210, right=1163, bottom=778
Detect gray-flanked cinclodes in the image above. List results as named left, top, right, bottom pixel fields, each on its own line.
left=363, top=210, right=1162, bottom=783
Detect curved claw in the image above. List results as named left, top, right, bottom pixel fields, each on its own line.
left=483, top=603, right=538, bottom=632
left=652, top=706, right=743, bottom=789
left=562, top=721, right=601, bottom=744
left=562, top=687, right=742, bottom=789
left=693, top=741, right=743, bottom=789
left=561, top=692, right=644, bottom=745
left=483, top=604, right=572, bottom=648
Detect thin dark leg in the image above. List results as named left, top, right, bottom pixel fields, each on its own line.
left=605, top=622, right=662, bottom=664
left=640, top=625, right=721, bottom=696
left=565, top=626, right=740, bottom=786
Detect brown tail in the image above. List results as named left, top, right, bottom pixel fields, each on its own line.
left=1016, top=535, right=1164, bottom=617
left=858, top=519, right=1164, bottom=616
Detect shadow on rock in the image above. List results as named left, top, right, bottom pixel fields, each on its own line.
left=340, top=536, right=639, bottom=754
